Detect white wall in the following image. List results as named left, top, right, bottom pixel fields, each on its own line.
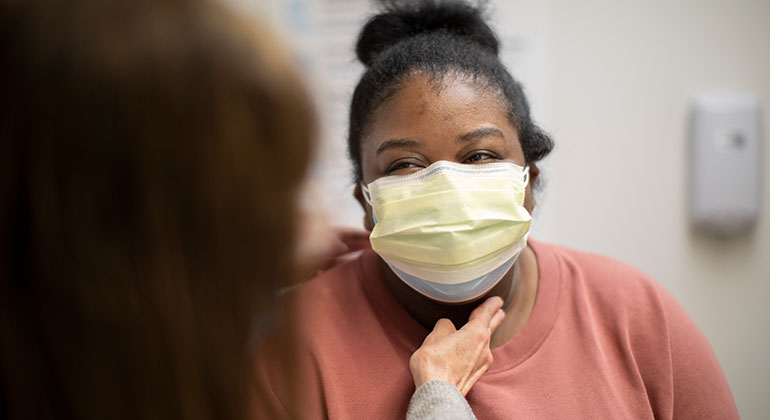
left=537, top=1, right=770, bottom=418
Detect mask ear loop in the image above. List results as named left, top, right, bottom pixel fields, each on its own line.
left=361, top=183, right=378, bottom=224
left=361, top=182, right=373, bottom=206
left=523, top=165, right=530, bottom=187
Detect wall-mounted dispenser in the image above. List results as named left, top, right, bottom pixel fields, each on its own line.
left=689, top=94, right=763, bottom=237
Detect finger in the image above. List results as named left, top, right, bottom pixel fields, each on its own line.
left=467, top=296, right=504, bottom=327
left=331, top=252, right=362, bottom=266
left=333, top=226, right=370, bottom=238
left=345, top=239, right=371, bottom=252
left=334, top=228, right=371, bottom=250
left=424, top=318, right=456, bottom=343
left=460, top=362, right=491, bottom=396
left=489, top=309, right=506, bottom=333
left=330, top=236, right=351, bottom=254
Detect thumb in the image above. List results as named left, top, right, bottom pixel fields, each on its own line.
left=424, top=318, right=456, bottom=343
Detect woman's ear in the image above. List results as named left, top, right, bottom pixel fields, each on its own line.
left=529, top=163, right=540, bottom=186
left=354, top=183, right=375, bottom=231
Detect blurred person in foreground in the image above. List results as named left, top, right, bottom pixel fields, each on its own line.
left=0, top=0, right=311, bottom=418
left=0, top=0, right=501, bottom=419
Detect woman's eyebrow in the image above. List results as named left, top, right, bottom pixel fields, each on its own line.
left=457, top=127, right=504, bottom=143
left=375, top=138, right=420, bottom=155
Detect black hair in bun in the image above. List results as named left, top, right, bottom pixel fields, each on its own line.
left=356, top=0, right=498, bottom=67
left=348, top=0, right=553, bottom=184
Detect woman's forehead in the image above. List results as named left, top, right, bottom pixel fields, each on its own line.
left=364, top=73, right=513, bottom=147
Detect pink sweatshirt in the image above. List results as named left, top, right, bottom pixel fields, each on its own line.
left=253, top=240, right=739, bottom=419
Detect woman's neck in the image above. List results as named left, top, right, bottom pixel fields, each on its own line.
left=380, top=245, right=540, bottom=348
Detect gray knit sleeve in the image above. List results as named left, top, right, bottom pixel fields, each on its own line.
left=406, top=380, right=477, bottom=420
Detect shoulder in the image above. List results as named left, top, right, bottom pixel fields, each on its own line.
left=532, top=240, right=738, bottom=418
left=252, top=251, right=376, bottom=398
left=533, top=240, right=664, bottom=310
left=531, top=239, right=675, bottom=356
left=284, top=250, right=374, bottom=328
left=295, top=250, right=367, bottom=298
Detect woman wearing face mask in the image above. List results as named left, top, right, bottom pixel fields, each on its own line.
left=254, top=1, right=740, bottom=419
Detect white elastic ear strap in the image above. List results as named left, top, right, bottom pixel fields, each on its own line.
left=361, top=183, right=373, bottom=206
left=523, top=165, right=530, bottom=187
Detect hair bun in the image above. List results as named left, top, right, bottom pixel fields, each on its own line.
left=356, top=0, right=499, bottom=68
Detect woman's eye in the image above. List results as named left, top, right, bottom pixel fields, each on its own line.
left=386, top=161, right=423, bottom=174
left=465, top=152, right=499, bottom=163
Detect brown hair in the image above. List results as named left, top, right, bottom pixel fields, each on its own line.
left=0, top=0, right=313, bottom=419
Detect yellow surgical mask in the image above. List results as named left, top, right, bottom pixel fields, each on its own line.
left=362, top=160, right=531, bottom=303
